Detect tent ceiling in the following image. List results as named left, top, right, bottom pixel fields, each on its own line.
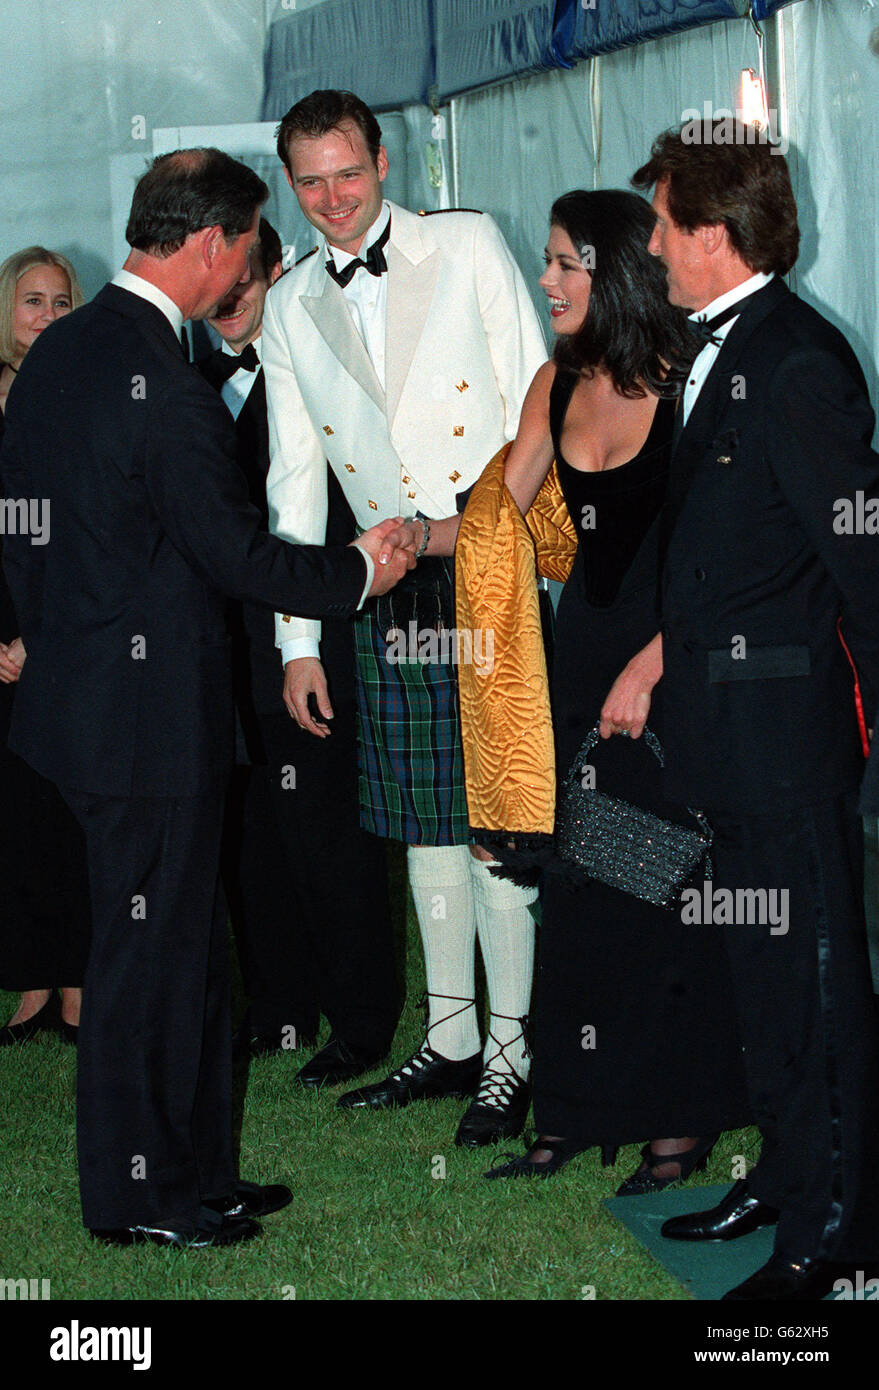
left=263, top=0, right=802, bottom=114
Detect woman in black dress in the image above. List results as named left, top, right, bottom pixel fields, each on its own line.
left=379, top=192, right=749, bottom=1186
left=480, top=190, right=750, bottom=1188
left=0, top=245, right=90, bottom=1044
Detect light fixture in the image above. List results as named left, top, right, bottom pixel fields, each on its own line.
left=740, top=66, right=769, bottom=130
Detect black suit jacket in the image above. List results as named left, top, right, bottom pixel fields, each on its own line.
left=198, top=349, right=359, bottom=745
left=660, top=277, right=879, bottom=815
left=0, top=284, right=367, bottom=797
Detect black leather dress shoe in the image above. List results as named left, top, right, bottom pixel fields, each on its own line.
left=88, top=1214, right=261, bottom=1248
left=661, top=1179, right=779, bottom=1242
left=202, top=1180, right=292, bottom=1220
left=722, top=1254, right=843, bottom=1301
left=337, top=1044, right=482, bottom=1110
left=295, top=1035, right=386, bottom=1088
left=455, top=1069, right=530, bottom=1146
left=0, top=991, right=63, bottom=1046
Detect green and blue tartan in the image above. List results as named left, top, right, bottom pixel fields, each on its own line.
left=353, top=562, right=469, bottom=845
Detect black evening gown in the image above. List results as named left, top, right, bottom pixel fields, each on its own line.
left=0, top=405, right=91, bottom=991
left=532, top=369, right=750, bottom=1142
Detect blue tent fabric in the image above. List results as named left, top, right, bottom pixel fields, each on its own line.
left=261, top=0, right=434, bottom=117
left=555, top=1, right=752, bottom=64
left=261, top=0, right=803, bottom=117
left=434, top=0, right=561, bottom=101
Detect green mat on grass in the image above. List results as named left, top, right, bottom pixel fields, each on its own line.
left=604, top=1185, right=843, bottom=1301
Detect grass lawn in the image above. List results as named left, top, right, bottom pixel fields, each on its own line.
left=0, top=846, right=759, bottom=1302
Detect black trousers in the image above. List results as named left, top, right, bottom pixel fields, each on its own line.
left=711, top=792, right=879, bottom=1262
left=227, top=697, right=399, bottom=1054
left=0, top=689, right=90, bottom=990
left=64, top=788, right=235, bottom=1231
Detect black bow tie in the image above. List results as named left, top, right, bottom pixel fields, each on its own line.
left=691, top=286, right=766, bottom=347
left=211, top=342, right=260, bottom=382
left=326, top=217, right=391, bottom=288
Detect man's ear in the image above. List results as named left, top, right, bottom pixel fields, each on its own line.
left=699, top=221, right=728, bottom=257
left=269, top=261, right=284, bottom=287
left=376, top=145, right=389, bottom=184
left=283, top=165, right=295, bottom=191
left=198, top=225, right=224, bottom=267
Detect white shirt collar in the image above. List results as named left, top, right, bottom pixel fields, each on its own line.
left=327, top=202, right=391, bottom=271
left=220, top=333, right=262, bottom=361
left=111, top=269, right=184, bottom=337
left=689, top=271, right=774, bottom=325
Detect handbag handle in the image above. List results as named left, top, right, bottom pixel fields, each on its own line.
left=565, top=722, right=714, bottom=857
left=577, top=722, right=664, bottom=767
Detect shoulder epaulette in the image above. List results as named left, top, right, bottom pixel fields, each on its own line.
left=417, top=208, right=483, bottom=216
left=294, top=245, right=319, bottom=266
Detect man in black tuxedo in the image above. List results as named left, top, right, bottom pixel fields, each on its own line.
left=0, top=149, right=412, bottom=1248
left=613, top=121, right=879, bottom=1299
left=201, top=218, right=398, bottom=1069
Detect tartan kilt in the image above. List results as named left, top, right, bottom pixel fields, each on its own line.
left=353, top=559, right=469, bottom=845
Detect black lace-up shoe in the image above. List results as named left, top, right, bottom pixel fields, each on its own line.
left=336, top=1044, right=482, bottom=1109
left=455, top=1068, right=530, bottom=1146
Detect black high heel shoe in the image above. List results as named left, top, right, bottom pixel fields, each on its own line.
left=484, top=1134, right=592, bottom=1180
left=0, top=991, right=63, bottom=1046
left=614, top=1134, right=718, bottom=1196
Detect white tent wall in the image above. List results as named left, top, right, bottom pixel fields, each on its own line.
left=455, top=17, right=762, bottom=313
left=453, top=1, right=879, bottom=446
left=783, top=0, right=879, bottom=414
left=0, top=0, right=267, bottom=297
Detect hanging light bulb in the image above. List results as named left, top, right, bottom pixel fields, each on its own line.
left=740, top=67, right=769, bottom=131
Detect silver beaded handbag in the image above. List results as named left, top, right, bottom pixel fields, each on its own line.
left=555, top=723, right=713, bottom=910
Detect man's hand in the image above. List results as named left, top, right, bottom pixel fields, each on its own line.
left=376, top=518, right=423, bottom=564
left=354, top=517, right=417, bottom=597
left=599, top=632, right=663, bottom=740
left=283, top=656, right=333, bottom=737
left=0, top=637, right=26, bottom=685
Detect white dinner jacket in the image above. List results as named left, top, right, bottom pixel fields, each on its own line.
left=261, top=200, right=546, bottom=656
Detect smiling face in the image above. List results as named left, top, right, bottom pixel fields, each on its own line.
left=206, top=243, right=282, bottom=350
left=538, top=224, right=592, bottom=335
left=12, top=263, right=73, bottom=363
left=285, top=121, right=388, bottom=256
left=647, top=179, right=712, bottom=311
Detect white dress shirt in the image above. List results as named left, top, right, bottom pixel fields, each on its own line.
left=220, top=334, right=262, bottom=421
left=683, top=271, right=773, bottom=425
left=326, top=202, right=391, bottom=390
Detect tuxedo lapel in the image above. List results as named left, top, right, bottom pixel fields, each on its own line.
left=384, top=230, right=441, bottom=426
left=660, top=278, right=789, bottom=564
left=299, top=271, right=385, bottom=413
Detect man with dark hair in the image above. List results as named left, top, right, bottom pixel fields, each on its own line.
left=202, top=220, right=398, bottom=1063
left=275, top=89, right=383, bottom=169
left=1, top=149, right=413, bottom=1248
left=613, top=120, right=879, bottom=1299
left=262, top=90, right=547, bottom=1143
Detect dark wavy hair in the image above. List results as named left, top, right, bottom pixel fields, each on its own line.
left=253, top=217, right=283, bottom=281
left=632, top=121, right=799, bottom=276
left=549, top=189, right=700, bottom=397
left=276, top=90, right=383, bottom=173
left=126, top=149, right=268, bottom=258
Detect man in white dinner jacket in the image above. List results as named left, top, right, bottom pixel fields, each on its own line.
left=262, top=89, right=546, bottom=1144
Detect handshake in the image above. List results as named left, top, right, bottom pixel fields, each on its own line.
left=352, top=516, right=426, bottom=598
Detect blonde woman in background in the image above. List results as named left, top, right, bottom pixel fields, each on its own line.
left=0, top=246, right=91, bottom=1045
